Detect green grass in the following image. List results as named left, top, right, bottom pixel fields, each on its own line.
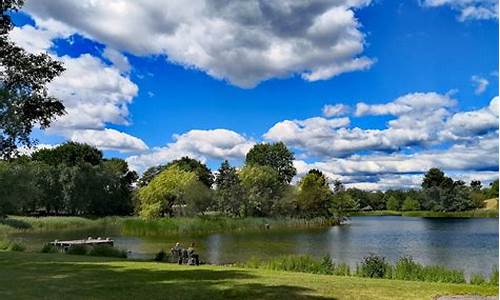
left=0, top=216, right=120, bottom=234
left=350, top=209, right=499, bottom=218
left=0, top=251, right=496, bottom=300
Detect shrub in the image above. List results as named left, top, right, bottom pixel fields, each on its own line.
left=470, top=273, right=487, bottom=285
left=66, top=245, right=88, bottom=255
left=154, top=249, right=167, bottom=262
left=88, top=245, right=127, bottom=258
left=41, top=243, right=58, bottom=253
left=357, top=254, right=390, bottom=278
left=7, top=242, right=25, bottom=252
left=333, top=262, right=351, bottom=276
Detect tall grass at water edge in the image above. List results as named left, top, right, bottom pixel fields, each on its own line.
left=239, top=255, right=499, bottom=286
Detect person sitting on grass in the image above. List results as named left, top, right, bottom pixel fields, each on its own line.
left=187, top=242, right=199, bottom=266
left=171, top=242, right=183, bottom=264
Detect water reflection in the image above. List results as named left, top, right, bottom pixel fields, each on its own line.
left=10, top=216, right=498, bottom=275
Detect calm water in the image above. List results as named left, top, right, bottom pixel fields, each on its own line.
left=11, top=216, right=499, bottom=275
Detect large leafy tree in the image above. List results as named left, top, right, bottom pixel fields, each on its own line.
left=0, top=0, right=65, bottom=157
left=239, top=165, right=283, bottom=217
left=245, top=142, right=296, bottom=184
left=296, top=169, right=332, bottom=217
left=32, top=142, right=102, bottom=166
left=139, top=157, right=214, bottom=188
left=215, top=160, right=244, bottom=217
left=137, top=165, right=199, bottom=218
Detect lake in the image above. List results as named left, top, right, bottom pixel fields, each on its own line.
left=10, top=216, right=499, bottom=276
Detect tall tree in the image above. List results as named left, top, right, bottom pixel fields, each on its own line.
left=245, top=142, right=296, bottom=184
left=296, top=169, right=332, bottom=217
left=215, top=160, right=244, bottom=217
left=0, top=0, right=65, bottom=157
left=239, top=165, right=283, bottom=217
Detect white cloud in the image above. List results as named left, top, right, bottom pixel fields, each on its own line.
left=471, top=75, right=489, bottom=94
left=293, top=133, right=499, bottom=190
left=266, top=93, right=460, bottom=157
left=126, top=129, right=255, bottom=172
left=322, top=103, right=350, bottom=117
left=47, top=54, right=138, bottom=130
left=24, top=0, right=375, bottom=88
left=8, top=23, right=145, bottom=154
left=69, top=129, right=148, bottom=152
left=422, top=0, right=498, bottom=21
left=442, top=96, right=499, bottom=139
left=102, top=47, right=131, bottom=73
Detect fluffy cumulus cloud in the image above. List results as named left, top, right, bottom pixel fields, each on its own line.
left=265, top=92, right=463, bottom=157
left=126, top=129, right=255, bottom=172
left=8, top=21, right=147, bottom=153
left=294, top=132, right=499, bottom=189
left=322, top=103, right=350, bottom=117
left=422, top=0, right=498, bottom=21
left=69, top=129, right=148, bottom=152
left=265, top=93, right=499, bottom=189
left=23, top=0, right=374, bottom=88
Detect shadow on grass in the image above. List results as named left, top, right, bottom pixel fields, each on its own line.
left=0, top=218, right=32, bottom=230
left=0, top=254, right=336, bottom=300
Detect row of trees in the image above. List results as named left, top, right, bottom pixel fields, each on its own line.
left=136, top=142, right=498, bottom=219
left=0, top=142, right=137, bottom=216
left=0, top=141, right=497, bottom=218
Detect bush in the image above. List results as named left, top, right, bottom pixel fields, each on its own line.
left=470, top=273, right=487, bottom=285
left=66, top=245, right=88, bottom=255
left=357, top=254, right=390, bottom=278
left=88, top=245, right=127, bottom=258
left=7, top=242, right=25, bottom=252
left=154, top=249, right=167, bottom=262
left=41, top=243, right=58, bottom=253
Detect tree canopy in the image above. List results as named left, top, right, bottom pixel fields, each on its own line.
left=245, top=142, right=296, bottom=184
left=0, top=0, right=65, bottom=157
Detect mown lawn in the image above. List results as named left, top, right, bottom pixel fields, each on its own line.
left=0, top=252, right=497, bottom=300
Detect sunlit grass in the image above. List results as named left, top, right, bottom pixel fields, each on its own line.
left=0, top=251, right=497, bottom=300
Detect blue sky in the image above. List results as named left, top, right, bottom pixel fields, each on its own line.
left=10, top=0, right=499, bottom=190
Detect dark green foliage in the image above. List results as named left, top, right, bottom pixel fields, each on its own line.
left=296, top=169, right=332, bottom=218
left=0, top=145, right=136, bottom=216
left=31, top=142, right=102, bottom=166
left=154, top=249, right=167, bottom=262
left=245, top=142, right=296, bottom=184
left=66, top=245, right=88, bottom=255
left=0, top=0, right=65, bottom=158
left=215, top=160, right=244, bottom=217
left=357, top=255, right=390, bottom=278
left=485, top=179, right=499, bottom=199
left=88, top=245, right=127, bottom=258
left=40, top=243, right=57, bottom=253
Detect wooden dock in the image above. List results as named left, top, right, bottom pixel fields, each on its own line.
left=50, top=237, right=114, bottom=248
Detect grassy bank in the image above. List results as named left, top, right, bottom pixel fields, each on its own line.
left=0, top=251, right=497, bottom=300
left=240, top=255, right=499, bottom=286
left=0, top=215, right=335, bottom=238
left=349, top=209, right=499, bottom=218
left=120, top=216, right=335, bottom=237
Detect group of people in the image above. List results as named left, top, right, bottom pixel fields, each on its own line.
left=171, top=242, right=200, bottom=266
